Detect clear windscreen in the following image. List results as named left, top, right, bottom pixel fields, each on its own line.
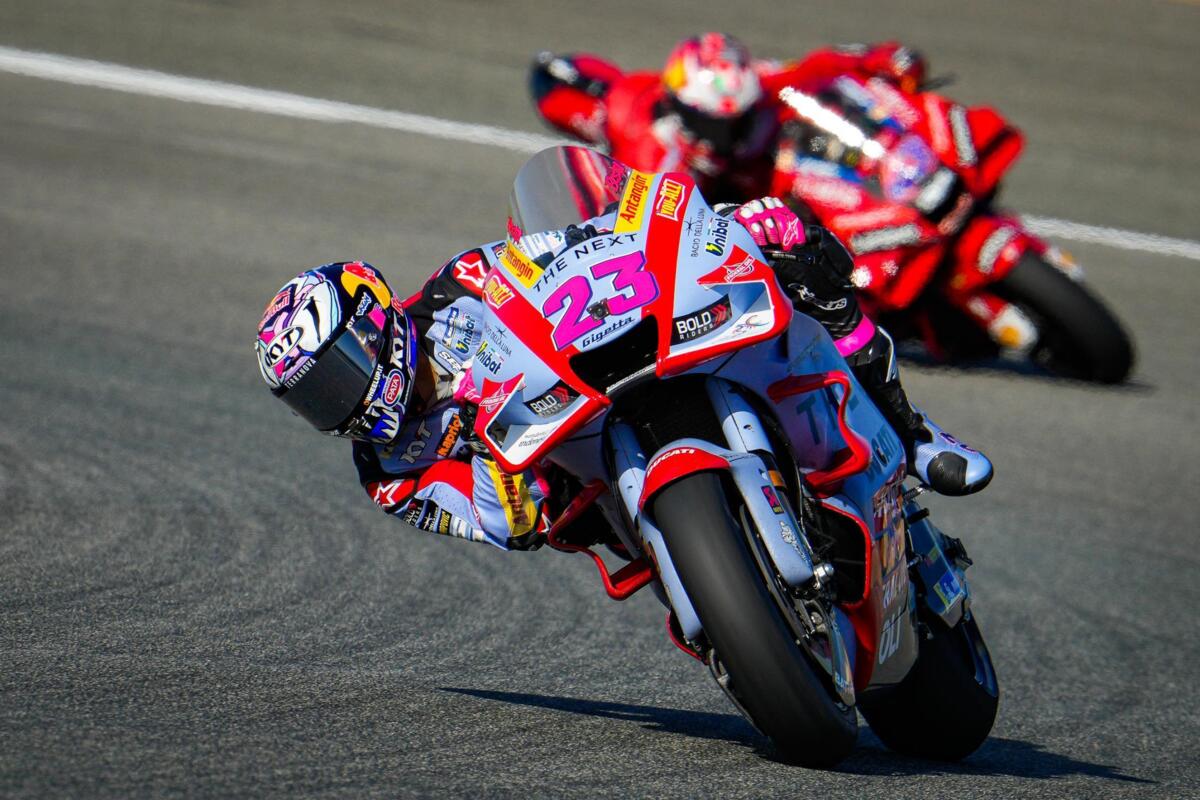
left=507, top=146, right=631, bottom=253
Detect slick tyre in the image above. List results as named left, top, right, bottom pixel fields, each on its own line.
left=997, top=253, right=1133, bottom=383
left=653, top=473, right=857, bottom=767
left=859, top=613, right=999, bottom=761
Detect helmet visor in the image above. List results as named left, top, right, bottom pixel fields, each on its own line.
left=278, top=311, right=386, bottom=431
left=673, top=99, right=756, bottom=155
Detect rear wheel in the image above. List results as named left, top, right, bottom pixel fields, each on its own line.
left=653, top=473, right=857, bottom=767
left=997, top=253, right=1134, bottom=382
left=858, top=612, right=998, bottom=761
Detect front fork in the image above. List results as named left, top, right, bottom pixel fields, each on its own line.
left=609, top=378, right=855, bottom=702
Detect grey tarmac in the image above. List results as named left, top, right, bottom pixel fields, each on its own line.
left=1, top=1, right=1197, bottom=797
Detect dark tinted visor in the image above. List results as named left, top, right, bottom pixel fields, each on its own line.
left=279, top=311, right=386, bottom=431
left=672, top=97, right=756, bottom=155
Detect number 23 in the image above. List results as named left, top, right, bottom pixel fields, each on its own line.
left=541, top=251, right=658, bottom=350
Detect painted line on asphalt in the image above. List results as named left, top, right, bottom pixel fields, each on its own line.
left=1020, top=217, right=1200, bottom=262
left=3, top=45, right=1198, bottom=263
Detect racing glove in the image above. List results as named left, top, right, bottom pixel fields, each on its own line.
left=735, top=197, right=806, bottom=249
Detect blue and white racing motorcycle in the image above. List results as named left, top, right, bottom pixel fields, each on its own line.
left=470, top=145, right=998, bottom=767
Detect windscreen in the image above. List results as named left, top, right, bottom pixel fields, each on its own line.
left=507, top=146, right=632, bottom=251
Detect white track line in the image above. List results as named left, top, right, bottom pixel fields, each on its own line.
left=1020, top=217, right=1200, bottom=262
left=2, top=45, right=1197, bottom=263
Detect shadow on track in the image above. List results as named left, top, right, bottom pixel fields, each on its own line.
left=842, top=732, right=1152, bottom=784
left=439, top=687, right=758, bottom=746
left=441, top=687, right=1152, bottom=784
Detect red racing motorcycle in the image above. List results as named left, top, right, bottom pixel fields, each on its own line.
left=771, top=75, right=1133, bottom=382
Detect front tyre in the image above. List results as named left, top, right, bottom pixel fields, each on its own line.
left=653, top=473, right=857, bottom=767
left=998, top=253, right=1134, bottom=383
left=859, top=612, right=999, bottom=761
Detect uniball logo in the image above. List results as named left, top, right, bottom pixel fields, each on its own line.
left=705, top=218, right=730, bottom=256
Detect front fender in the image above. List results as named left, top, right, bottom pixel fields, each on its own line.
left=638, top=438, right=815, bottom=591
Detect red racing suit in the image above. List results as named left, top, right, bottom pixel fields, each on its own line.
left=530, top=43, right=926, bottom=203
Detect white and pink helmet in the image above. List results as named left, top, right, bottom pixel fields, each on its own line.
left=255, top=262, right=417, bottom=443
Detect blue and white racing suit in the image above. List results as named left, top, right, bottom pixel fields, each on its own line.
left=351, top=242, right=551, bottom=551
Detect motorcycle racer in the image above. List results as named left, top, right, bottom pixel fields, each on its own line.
left=530, top=32, right=928, bottom=202
left=255, top=200, right=990, bottom=551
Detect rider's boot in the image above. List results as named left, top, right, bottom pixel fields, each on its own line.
left=845, top=327, right=993, bottom=496
left=762, top=221, right=992, bottom=495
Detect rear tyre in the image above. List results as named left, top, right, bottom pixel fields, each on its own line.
left=653, top=473, right=857, bottom=767
left=997, top=254, right=1134, bottom=383
left=858, top=613, right=998, bottom=761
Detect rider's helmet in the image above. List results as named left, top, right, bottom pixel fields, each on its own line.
left=661, top=32, right=763, bottom=155
left=255, top=261, right=418, bottom=444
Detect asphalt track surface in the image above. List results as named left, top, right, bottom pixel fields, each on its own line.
left=2, top=2, right=1198, bottom=797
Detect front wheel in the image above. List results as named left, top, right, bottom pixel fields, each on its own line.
left=858, top=612, right=999, bottom=761
left=997, top=253, right=1134, bottom=383
left=653, top=473, right=857, bottom=767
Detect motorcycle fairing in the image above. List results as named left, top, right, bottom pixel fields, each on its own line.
left=473, top=164, right=790, bottom=473
left=483, top=147, right=925, bottom=695
left=774, top=74, right=1031, bottom=315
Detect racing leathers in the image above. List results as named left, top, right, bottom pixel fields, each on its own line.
left=351, top=243, right=551, bottom=552
left=530, top=42, right=927, bottom=202
left=351, top=208, right=990, bottom=553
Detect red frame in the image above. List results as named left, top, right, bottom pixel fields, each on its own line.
left=766, top=370, right=872, bottom=497
left=544, top=481, right=654, bottom=601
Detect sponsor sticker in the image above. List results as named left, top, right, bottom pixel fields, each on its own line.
left=762, top=485, right=785, bottom=514
left=648, top=446, right=697, bottom=472
left=264, top=327, right=301, bottom=365
left=500, top=242, right=543, bottom=289
left=483, top=275, right=514, bottom=309
left=705, top=217, right=730, bottom=256
left=506, top=217, right=523, bottom=241
left=435, top=414, right=463, bottom=458
left=382, top=370, right=404, bottom=405
left=524, top=382, right=577, bottom=418
left=452, top=250, right=488, bottom=291
left=340, top=261, right=391, bottom=305
left=720, top=255, right=756, bottom=282
left=654, top=178, right=686, bottom=221
left=475, top=341, right=503, bottom=374
left=614, top=170, right=652, bottom=233
left=671, top=296, right=732, bottom=343
left=263, top=289, right=290, bottom=320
